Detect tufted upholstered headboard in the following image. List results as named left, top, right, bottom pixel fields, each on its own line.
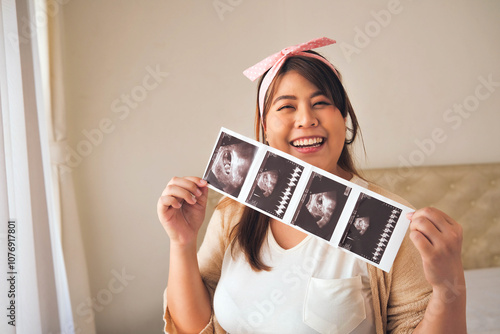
left=362, top=162, right=500, bottom=270
left=200, top=162, right=500, bottom=270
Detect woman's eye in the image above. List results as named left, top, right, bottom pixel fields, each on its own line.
left=277, top=105, right=294, bottom=111
left=314, top=101, right=330, bottom=107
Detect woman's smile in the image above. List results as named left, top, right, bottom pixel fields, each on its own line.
left=290, top=136, right=325, bottom=153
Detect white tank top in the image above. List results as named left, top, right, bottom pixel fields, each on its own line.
left=213, top=227, right=376, bottom=333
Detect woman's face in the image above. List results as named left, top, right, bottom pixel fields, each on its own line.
left=212, top=143, right=254, bottom=194
left=256, top=170, right=279, bottom=197
left=264, top=71, right=347, bottom=176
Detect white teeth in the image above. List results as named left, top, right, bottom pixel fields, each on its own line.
left=292, top=137, right=323, bottom=147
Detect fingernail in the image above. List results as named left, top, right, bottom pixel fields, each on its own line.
left=200, top=179, right=208, bottom=186
left=406, top=212, right=414, bottom=220
left=195, top=188, right=202, bottom=196
left=191, top=194, right=197, bottom=203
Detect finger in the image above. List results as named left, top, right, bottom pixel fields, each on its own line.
left=158, top=193, right=184, bottom=210
left=183, top=177, right=210, bottom=205
left=410, top=229, right=434, bottom=258
left=159, top=186, right=197, bottom=210
left=425, top=207, right=456, bottom=226
left=171, top=176, right=208, bottom=190
left=193, top=184, right=210, bottom=207
left=410, top=216, right=442, bottom=246
left=184, top=176, right=208, bottom=188
left=163, top=177, right=204, bottom=199
left=411, top=207, right=451, bottom=233
left=414, top=207, right=456, bottom=226
left=167, top=184, right=200, bottom=205
left=414, top=208, right=463, bottom=249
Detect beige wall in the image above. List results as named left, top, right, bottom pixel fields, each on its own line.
left=59, top=0, right=500, bottom=332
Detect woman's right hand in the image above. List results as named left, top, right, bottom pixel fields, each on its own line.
left=157, top=176, right=209, bottom=247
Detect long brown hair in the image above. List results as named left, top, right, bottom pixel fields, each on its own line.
left=225, top=52, right=364, bottom=271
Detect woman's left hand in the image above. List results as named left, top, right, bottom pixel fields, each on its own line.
left=408, top=207, right=467, bottom=333
left=407, top=207, right=464, bottom=289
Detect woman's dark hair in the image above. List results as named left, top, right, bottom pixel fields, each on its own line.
left=222, top=51, right=364, bottom=271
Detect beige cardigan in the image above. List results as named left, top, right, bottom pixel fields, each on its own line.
left=163, top=182, right=432, bottom=334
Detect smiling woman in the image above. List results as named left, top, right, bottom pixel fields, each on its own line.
left=158, top=38, right=467, bottom=334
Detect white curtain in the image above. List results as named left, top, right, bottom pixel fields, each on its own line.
left=0, top=1, right=95, bottom=333
left=47, top=0, right=97, bottom=332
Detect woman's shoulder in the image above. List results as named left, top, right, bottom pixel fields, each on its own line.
left=198, top=196, right=246, bottom=258
left=367, top=182, right=414, bottom=209
left=352, top=174, right=414, bottom=209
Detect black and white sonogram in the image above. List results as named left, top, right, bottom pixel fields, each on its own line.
left=246, top=152, right=303, bottom=219
left=291, top=172, right=351, bottom=241
left=203, top=132, right=258, bottom=198
left=339, top=193, right=402, bottom=264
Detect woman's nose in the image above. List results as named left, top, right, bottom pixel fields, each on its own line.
left=295, top=105, right=318, bottom=128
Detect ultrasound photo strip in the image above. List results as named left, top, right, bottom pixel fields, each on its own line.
left=275, top=166, right=302, bottom=217
left=338, top=193, right=402, bottom=265
left=290, top=171, right=351, bottom=242
left=372, top=209, right=401, bottom=262
left=203, top=128, right=415, bottom=272
left=203, top=131, right=259, bottom=198
left=245, top=152, right=304, bottom=219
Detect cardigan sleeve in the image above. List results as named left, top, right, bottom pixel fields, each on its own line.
left=385, top=231, right=432, bottom=333
left=163, top=199, right=243, bottom=334
left=367, top=183, right=433, bottom=333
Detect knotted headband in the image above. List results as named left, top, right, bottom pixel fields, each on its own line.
left=243, top=37, right=338, bottom=119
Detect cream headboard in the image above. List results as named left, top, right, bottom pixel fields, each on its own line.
left=363, top=162, right=500, bottom=270
left=201, top=163, right=500, bottom=270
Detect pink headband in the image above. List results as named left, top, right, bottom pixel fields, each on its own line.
left=243, top=37, right=338, bottom=119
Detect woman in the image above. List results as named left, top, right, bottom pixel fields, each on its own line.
left=158, top=38, right=466, bottom=333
